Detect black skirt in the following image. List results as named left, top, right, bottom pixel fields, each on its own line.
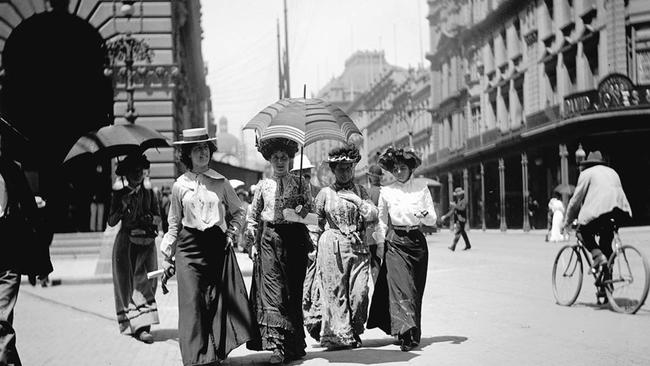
left=247, top=222, right=310, bottom=355
left=367, top=228, right=428, bottom=342
left=175, top=226, right=258, bottom=366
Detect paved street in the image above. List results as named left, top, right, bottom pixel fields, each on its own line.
left=15, top=228, right=650, bottom=365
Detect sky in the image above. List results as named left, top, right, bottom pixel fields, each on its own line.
left=200, top=0, right=430, bottom=145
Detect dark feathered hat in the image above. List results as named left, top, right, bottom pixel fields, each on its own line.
left=377, top=146, right=422, bottom=171
left=115, top=154, right=150, bottom=176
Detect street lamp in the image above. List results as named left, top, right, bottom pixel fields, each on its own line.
left=575, top=143, right=586, bottom=164
left=105, top=34, right=153, bottom=123
left=406, top=98, right=433, bottom=151
left=120, top=1, right=135, bottom=18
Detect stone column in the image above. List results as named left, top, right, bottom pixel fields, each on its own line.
left=559, top=144, right=569, bottom=207
left=522, top=152, right=530, bottom=232
left=480, top=162, right=486, bottom=231
left=499, top=158, right=507, bottom=232
left=448, top=171, right=454, bottom=231
left=463, top=168, right=469, bottom=230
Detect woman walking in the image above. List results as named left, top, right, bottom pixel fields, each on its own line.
left=108, top=154, right=160, bottom=343
left=160, top=128, right=256, bottom=366
left=367, top=147, right=437, bottom=351
left=308, top=145, right=377, bottom=349
left=245, top=137, right=313, bottom=364
left=548, top=192, right=566, bottom=242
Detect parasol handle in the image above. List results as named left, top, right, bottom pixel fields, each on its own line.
left=298, top=84, right=307, bottom=196
left=299, top=145, right=304, bottom=195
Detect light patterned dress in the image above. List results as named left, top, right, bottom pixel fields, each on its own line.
left=309, top=184, right=377, bottom=348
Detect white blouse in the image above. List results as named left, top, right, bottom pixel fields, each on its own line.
left=160, top=169, right=244, bottom=258
left=374, top=178, right=437, bottom=243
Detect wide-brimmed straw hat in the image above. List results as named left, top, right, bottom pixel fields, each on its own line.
left=580, top=151, right=606, bottom=167
left=115, top=154, right=150, bottom=176
left=377, top=146, right=422, bottom=171
left=453, top=187, right=465, bottom=196
left=173, top=128, right=217, bottom=145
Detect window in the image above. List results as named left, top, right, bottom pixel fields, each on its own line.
left=631, top=26, right=650, bottom=84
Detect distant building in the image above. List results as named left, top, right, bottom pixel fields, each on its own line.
left=423, top=0, right=650, bottom=229
left=307, top=50, right=394, bottom=182
left=213, top=116, right=243, bottom=166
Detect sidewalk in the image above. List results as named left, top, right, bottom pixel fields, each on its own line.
left=47, top=249, right=254, bottom=285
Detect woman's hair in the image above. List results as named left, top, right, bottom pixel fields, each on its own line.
left=327, top=144, right=360, bottom=171
left=257, top=138, right=299, bottom=161
left=178, top=141, right=217, bottom=170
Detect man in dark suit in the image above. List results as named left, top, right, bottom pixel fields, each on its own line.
left=442, top=187, right=472, bottom=251
left=0, top=134, right=53, bottom=365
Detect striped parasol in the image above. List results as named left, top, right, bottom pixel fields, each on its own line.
left=242, top=98, right=362, bottom=147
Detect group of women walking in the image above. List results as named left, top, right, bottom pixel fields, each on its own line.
left=109, top=127, right=437, bottom=366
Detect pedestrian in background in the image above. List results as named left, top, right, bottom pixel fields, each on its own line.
left=0, top=133, right=53, bottom=365
left=441, top=187, right=472, bottom=251
left=366, top=164, right=383, bottom=280
left=245, top=137, right=313, bottom=364
left=368, top=146, right=437, bottom=352
left=235, top=186, right=250, bottom=252
left=291, top=153, right=319, bottom=199
left=306, top=145, right=377, bottom=350
left=547, top=191, right=566, bottom=242
left=107, top=153, right=160, bottom=344
left=160, top=128, right=256, bottom=365
left=159, top=185, right=171, bottom=233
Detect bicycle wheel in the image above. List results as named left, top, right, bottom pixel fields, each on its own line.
left=605, top=245, right=650, bottom=314
left=552, top=245, right=584, bottom=306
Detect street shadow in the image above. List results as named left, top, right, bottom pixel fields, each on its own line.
left=574, top=301, right=610, bottom=311
left=151, top=328, right=179, bottom=342
left=224, top=336, right=469, bottom=365
left=362, top=335, right=468, bottom=349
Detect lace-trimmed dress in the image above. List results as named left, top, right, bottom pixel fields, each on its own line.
left=308, top=184, right=377, bottom=348
left=245, top=174, right=313, bottom=358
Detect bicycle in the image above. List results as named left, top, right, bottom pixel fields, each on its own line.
left=551, top=220, right=650, bottom=314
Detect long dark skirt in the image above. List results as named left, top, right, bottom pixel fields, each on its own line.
left=176, top=226, right=257, bottom=366
left=367, top=229, right=428, bottom=343
left=112, top=229, right=159, bottom=335
left=247, top=222, right=310, bottom=356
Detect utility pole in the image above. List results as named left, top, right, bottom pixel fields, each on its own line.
left=283, top=0, right=291, bottom=97
left=277, top=18, right=284, bottom=99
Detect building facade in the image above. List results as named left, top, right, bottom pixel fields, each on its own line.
left=0, top=0, right=208, bottom=231
left=306, top=50, right=391, bottom=182
left=422, top=0, right=650, bottom=229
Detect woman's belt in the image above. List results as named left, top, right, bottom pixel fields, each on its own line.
left=391, top=224, right=421, bottom=232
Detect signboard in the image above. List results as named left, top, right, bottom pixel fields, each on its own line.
left=563, top=74, right=650, bottom=118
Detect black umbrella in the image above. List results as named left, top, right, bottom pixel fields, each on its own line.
left=64, top=124, right=170, bottom=164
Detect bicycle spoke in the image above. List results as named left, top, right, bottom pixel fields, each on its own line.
left=606, top=245, right=650, bottom=314
left=553, top=246, right=583, bottom=306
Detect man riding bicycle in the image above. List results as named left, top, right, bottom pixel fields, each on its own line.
left=563, top=151, right=632, bottom=279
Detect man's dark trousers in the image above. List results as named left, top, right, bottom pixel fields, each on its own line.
left=450, top=221, right=471, bottom=250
